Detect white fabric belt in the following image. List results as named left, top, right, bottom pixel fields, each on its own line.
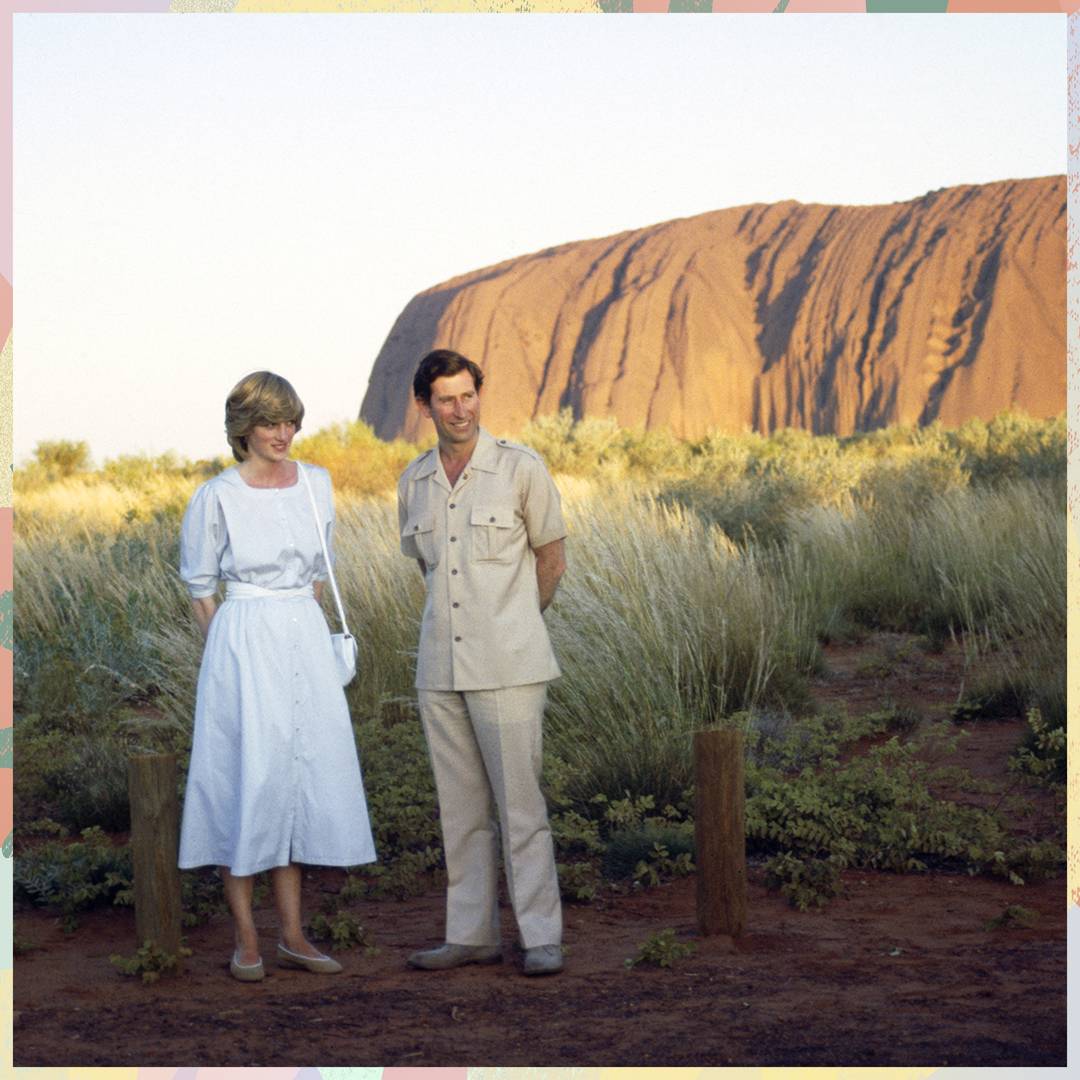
left=225, top=582, right=314, bottom=601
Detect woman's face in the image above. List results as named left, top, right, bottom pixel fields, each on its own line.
left=245, top=419, right=297, bottom=464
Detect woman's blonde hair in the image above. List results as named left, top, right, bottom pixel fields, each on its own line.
left=225, top=371, right=305, bottom=462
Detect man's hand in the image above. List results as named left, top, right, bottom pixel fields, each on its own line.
left=534, top=538, right=566, bottom=612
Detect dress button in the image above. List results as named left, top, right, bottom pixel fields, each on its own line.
left=454, top=636, right=462, bottom=642
left=452, top=602, right=460, bottom=608
left=451, top=569, right=458, bottom=575
left=489, top=516, right=495, bottom=523
left=449, top=503, right=456, bottom=509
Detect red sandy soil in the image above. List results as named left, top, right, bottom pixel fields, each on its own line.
left=12, top=635, right=1066, bottom=1068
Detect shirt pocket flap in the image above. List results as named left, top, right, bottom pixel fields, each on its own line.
left=402, top=511, right=435, bottom=538
left=470, top=505, right=516, bottom=529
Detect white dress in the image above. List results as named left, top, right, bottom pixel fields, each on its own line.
left=177, top=462, right=376, bottom=876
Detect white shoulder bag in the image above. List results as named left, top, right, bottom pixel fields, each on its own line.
left=300, top=463, right=358, bottom=686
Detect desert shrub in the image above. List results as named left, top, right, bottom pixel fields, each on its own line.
left=625, top=928, right=694, bottom=969
left=1010, top=707, right=1066, bottom=786
left=294, top=421, right=421, bottom=495
left=14, top=826, right=133, bottom=931
left=181, top=869, right=228, bottom=927
left=949, top=411, right=1066, bottom=485
left=15, top=710, right=183, bottom=832
left=745, top=717, right=1064, bottom=905
left=111, top=939, right=191, bottom=983
left=309, top=907, right=375, bottom=952
left=344, top=847, right=443, bottom=901
left=557, top=860, right=602, bottom=902
left=352, top=709, right=440, bottom=859
left=764, top=852, right=845, bottom=911
left=520, top=411, right=691, bottom=479
left=603, top=821, right=695, bottom=882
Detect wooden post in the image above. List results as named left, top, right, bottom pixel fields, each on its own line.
left=127, top=753, right=183, bottom=962
left=694, top=728, right=747, bottom=937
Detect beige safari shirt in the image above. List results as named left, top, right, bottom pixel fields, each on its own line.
left=397, top=428, right=566, bottom=691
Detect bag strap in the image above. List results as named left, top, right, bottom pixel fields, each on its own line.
left=299, top=462, right=351, bottom=638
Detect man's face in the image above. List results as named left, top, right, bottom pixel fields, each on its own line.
left=418, top=370, right=481, bottom=449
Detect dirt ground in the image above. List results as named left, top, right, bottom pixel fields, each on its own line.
left=13, top=634, right=1067, bottom=1068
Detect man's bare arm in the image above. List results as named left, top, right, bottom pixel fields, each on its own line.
left=534, top=538, right=566, bottom=612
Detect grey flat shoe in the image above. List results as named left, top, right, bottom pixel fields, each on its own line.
left=523, top=944, right=563, bottom=976
left=407, top=943, right=502, bottom=970
left=276, top=943, right=343, bottom=974
left=229, top=951, right=265, bottom=982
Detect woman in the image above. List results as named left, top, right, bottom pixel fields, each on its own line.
left=178, top=371, right=376, bottom=981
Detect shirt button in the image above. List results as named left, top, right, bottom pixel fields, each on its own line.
left=451, top=569, right=458, bottom=575
left=454, top=636, right=462, bottom=642
left=489, top=516, right=495, bottom=523
left=450, top=536, right=457, bottom=542
left=452, top=602, right=460, bottom=608
left=449, top=503, right=456, bottom=509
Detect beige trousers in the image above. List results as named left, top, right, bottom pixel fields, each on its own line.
left=418, top=682, right=562, bottom=949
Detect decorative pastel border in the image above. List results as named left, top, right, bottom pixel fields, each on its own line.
left=1, top=3, right=1075, bottom=1078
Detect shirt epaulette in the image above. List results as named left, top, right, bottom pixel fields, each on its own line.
left=402, top=448, right=438, bottom=478
left=493, top=438, right=544, bottom=463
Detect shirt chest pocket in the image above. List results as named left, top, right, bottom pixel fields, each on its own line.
left=470, top=504, right=517, bottom=563
left=402, top=511, right=439, bottom=568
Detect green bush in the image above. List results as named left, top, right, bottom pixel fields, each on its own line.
left=625, top=928, right=695, bottom=969
left=309, top=908, right=374, bottom=953
left=745, top=716, right=1064, bottom=905
left=111, top=939, right=191, bottom=983
left=14, top=826, right=132, bottom=931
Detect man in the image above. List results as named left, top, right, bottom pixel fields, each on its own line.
left=397, top=348, right=567, bottom=977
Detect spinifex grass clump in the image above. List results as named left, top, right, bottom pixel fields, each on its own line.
left=543, top=489, right=819, bottom=806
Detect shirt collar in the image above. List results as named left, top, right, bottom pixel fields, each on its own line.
left=415, top=428, right=499, bottom=480
left=468, top=428, right=500, bottom=474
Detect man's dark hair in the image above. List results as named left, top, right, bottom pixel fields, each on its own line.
left=413, top=349, right=484, bottom=405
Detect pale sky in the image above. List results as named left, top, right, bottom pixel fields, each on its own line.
left=14, top=12, right=1065, bottom=464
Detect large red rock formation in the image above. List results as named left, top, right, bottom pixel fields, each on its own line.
left=360, top=176, right=1065, bottom=441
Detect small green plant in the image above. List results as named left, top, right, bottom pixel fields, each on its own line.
left=764, top=852, right=844, bottom=910
left=551, top=808, right=605, bottom=855
left=985, top=904, right=1040, bottom=931
left=309, top=909, right=375, bottom=953
left=110, top=938, right=192, bottom=983
left=632, top=842, right=695, bottom=889
left=1010, top=707, right=1065, bottom=785
left=625, top=928, right=695, bottom=969
left=557, top=860, right=602, bottom=902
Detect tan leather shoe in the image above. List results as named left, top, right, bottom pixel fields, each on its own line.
left=229, top=951, right=265, bottom=982
left=276, top=943, right=343, bottom=974
left=523, top=944, right=563, bottom=976
left=407, top=943, right=502, bottom=970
